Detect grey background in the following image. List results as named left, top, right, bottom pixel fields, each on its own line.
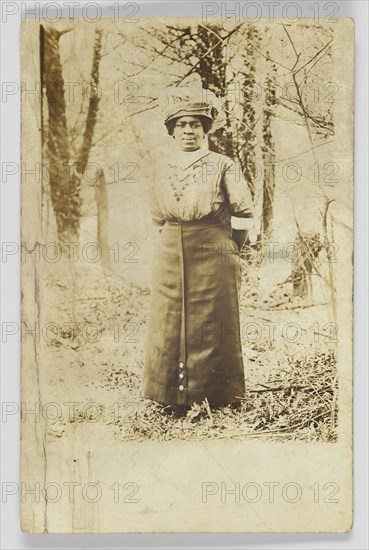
left=1, top=0, right=367, bottom=548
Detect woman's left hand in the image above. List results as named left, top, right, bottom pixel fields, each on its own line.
left=232, top=229, right=248, bottom=252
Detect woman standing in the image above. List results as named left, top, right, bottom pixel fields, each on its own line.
left=142, top=89, right=256, bottom=409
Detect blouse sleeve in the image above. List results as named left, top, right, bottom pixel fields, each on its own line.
left=222, top=157, right=254, bottom=220
left=223, top=159, right=254, bottom=229
left=149, top=183, right=165, bottom=227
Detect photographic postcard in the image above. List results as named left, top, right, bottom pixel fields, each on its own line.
left=19, top=13, right=353, bottom=533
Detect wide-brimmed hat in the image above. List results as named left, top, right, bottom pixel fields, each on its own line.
left=161, top=87, right=220, bottom=126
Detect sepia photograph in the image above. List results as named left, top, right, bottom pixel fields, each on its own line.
left=20, top=13, right=354, bottom=533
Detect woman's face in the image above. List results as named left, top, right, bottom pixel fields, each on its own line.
left=172, top=116, right=205, bottom=151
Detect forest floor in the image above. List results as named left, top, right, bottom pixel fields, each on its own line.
left=41, top=253, right=338, bottom=445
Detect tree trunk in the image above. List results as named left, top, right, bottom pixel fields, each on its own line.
left=95, top=169, right=112, bottom=271
left=41, top=26, right=79, bottom=242
left=75, top=29, right=103, bottom=175
left=41, top=26, right=103, bottom=243
left=236, top=25, right=261, bottom=201
left=261, top=58, right=277, bottom=243
left=196, top=25, right=233, bottom=157
left=291, top=231, right=323, bottom=300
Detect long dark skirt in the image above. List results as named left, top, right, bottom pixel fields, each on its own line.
left=142, top=216, right=246, bottom=408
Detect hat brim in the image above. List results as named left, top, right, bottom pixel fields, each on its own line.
left=164, top=108, right=214, bottom=125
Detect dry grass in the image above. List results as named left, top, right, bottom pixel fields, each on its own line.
left=118, top=348, right=338, bottom=442
left=43, top=259, right=338, bottom=444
